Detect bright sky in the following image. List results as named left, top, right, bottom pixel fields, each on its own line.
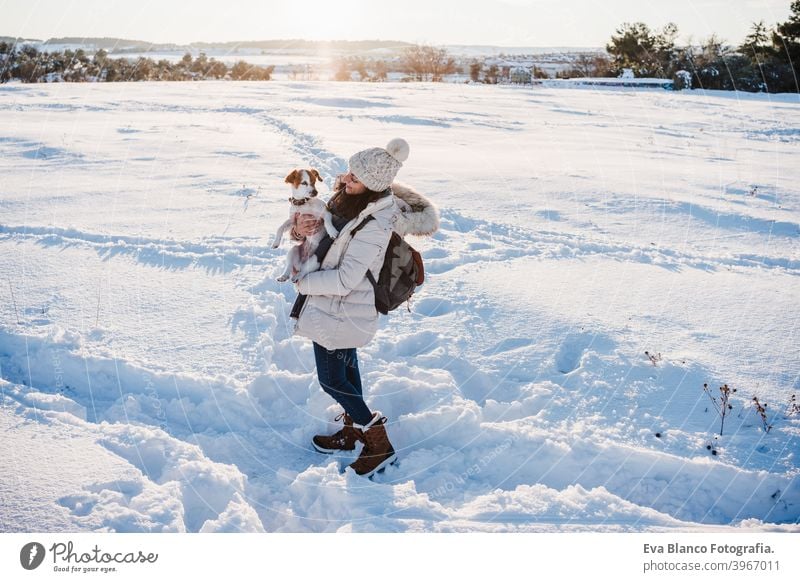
left=1, top=0, right=793, bottom=47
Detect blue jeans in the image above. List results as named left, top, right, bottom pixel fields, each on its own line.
left=312, top=341, right=373, bottom=426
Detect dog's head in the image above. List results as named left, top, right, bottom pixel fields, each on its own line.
left=285, top=168, right=323, bottom=200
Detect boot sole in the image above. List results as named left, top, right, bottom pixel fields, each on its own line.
left=312, top=441, right=355, bottom=454
left=363, top=452, right=398, bottom=479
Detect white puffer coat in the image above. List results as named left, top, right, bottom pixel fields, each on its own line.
left=293, top=182, right=439, bottom=350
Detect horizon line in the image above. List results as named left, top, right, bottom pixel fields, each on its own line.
left=0, top=34, right=605, bottom=51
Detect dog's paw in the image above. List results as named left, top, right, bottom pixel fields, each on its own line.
left=276, top=275, right=289, bottom=282
left=271, top=243, right=280, bottom=249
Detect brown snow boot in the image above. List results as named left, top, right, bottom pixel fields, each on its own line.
left=349, top=412, right=397, bottom=478
left=312, top=412, right=362, bottom=454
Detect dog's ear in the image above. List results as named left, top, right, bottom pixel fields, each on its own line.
left=310, top=169, right=323, bottom=184
left=284, top=170, right=299, bottom=185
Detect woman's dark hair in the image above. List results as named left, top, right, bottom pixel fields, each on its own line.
left=327, top=185, right=389, bottom=221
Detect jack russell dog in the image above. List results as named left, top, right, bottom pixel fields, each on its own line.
left=272, top=168, right=338, bottom=282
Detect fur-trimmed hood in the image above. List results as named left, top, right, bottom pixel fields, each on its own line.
left=391, top=181, right=440, bottom=237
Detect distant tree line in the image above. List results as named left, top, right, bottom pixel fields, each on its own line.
left=330, top=0, right=798, bottom=92
left=332, top=44, right=457, bottom=82
left=470, top=60, right=553, bottom=84
left=333, top=56, right=390, bottom=82
left=2, top=1, right=797, bottom=91
left=0, top=46, right=275, bottom=83
left=603, top=1, right=800, bottom=92
left=400, top=45, right=457, bottom=81
left=418, top=1, right=800, bottom=92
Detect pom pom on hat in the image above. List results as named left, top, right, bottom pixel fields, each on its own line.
left=386, top=138, right=410, bottom=163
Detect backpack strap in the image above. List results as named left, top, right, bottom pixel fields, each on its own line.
left=349, top=215, right=379, bottom=286
left=349, top=214, right=376, bottom=237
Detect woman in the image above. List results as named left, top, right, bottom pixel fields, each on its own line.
left=289, top=138, right=438, bottom=478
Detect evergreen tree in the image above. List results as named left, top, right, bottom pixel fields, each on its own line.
left=770, top=0, right=800, bottom=91
left=738, top=21, right=773, bottom=92
left=773, top=0, right=800, bottom=63
left=740, top=21, right=773, bottom=65
left=606, top=22, right=678, bottom=77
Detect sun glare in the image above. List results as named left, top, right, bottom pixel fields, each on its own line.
left=291, top=1, right=364, bottom=42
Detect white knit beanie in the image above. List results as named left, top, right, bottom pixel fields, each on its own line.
left=348, top=138, right=410, bottom=192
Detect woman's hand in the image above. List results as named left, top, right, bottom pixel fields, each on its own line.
left=293, top=214, right=323, bottom=238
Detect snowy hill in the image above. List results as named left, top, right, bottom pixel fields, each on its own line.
left=0, top=80, right=798, bottom=532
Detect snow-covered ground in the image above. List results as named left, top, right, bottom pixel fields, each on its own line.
left=0, top=80, right=798, bottom=532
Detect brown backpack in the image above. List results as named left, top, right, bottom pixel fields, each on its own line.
left=349, top=216, right=425, bottom=314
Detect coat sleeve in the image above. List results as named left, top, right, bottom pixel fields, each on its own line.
left=296, top=218, right=389, bottom=297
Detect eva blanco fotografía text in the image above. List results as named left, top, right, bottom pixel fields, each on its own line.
left=643, top=542, right=772, bottom=556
